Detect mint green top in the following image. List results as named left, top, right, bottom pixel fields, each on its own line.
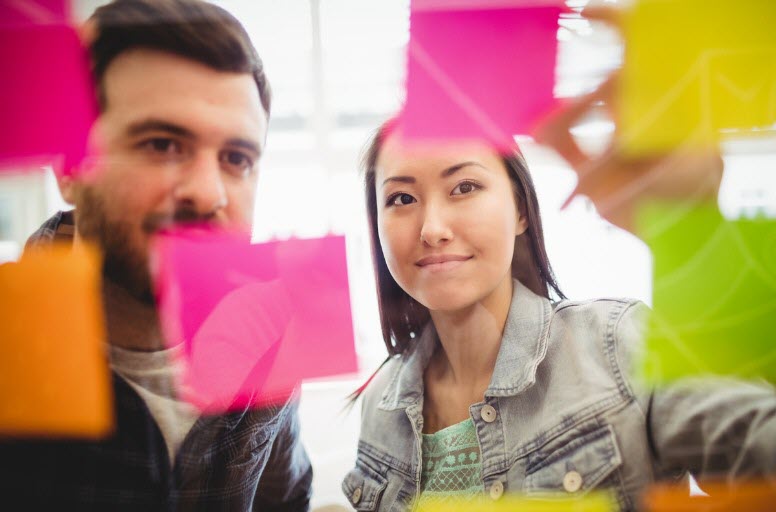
left=420, top=418, right=483, bottom=501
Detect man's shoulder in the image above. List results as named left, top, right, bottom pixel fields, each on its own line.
left=24, top=210, right=75, bottom=251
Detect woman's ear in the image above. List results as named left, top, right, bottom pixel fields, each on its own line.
left=516, top=200, right=529, bottom=236
left=516, top=214, right=528, bottom=236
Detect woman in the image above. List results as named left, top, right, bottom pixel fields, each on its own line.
left=342, top=121, right=776, bottom=511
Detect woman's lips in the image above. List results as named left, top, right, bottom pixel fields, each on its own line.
left=415, top=254, right=472, bottom=273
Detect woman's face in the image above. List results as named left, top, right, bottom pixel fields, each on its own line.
left=375, top=135, right=527, bottom=312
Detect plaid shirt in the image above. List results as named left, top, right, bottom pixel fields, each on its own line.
left=1, top=211, right=313, bottom=511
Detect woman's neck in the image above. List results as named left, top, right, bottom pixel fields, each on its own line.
left=427, top=276, right=513, bottom=391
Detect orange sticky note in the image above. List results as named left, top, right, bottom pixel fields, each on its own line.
left=0, top=244, right=112, bottom=438
left=642, top=480, right=776, bottom=511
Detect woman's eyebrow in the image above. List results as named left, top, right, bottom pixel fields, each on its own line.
left=381, top=161, right=486, bottom=188
left=381, top=175, right=416, bottom=188
left=441, top=161, right=486, bottom=178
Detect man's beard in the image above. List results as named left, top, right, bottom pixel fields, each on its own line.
left=76, top=188, right=156, bottom=305
left=76, top=188, right=217, bottom=306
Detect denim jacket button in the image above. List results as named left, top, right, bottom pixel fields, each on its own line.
left=489, top=480, right=504, bottom=500
left=352, top=486, right=362, bottom=504
left=481, top=405, right=497, bottom=423
left=563, top=471, right=583, bottom=493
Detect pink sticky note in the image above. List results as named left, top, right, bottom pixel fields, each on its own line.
left=153, top=229, right=358, bottom=414
left=401, top=0, right=564, bottom=150
left=0, top=0, right=69, bottom=26
left=0, top=20, right=97, bottom=175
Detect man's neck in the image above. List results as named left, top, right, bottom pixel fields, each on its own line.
left=102, top=277, right=165, bottom=352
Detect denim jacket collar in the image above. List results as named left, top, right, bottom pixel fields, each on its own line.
left=378, top=279, right=553, bottom=411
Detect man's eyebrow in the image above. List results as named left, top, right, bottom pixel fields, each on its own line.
left=126, top=119, right=194, bottom=138
left=226, top=137, right=262, bottom=156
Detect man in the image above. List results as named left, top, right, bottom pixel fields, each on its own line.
left=1, top=0, right=312, bottom=509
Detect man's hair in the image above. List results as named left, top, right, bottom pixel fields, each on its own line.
left=89, top=0, right=271, bottom=116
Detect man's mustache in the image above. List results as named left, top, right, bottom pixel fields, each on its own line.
left=141, top=208, right=218, bottom=234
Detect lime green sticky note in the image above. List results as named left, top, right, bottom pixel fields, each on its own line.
left=415, top=494, right=617, bottom=512
left=637, top=202, right=776, bottom=383
left=619, top=0, right=776, bottom=156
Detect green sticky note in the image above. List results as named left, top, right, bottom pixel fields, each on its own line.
left=619, top=0, right=776, bottom=156
left=637, top=202, right=776, bottom=383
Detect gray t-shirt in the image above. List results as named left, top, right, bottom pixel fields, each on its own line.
left=110, top=344, right=199, bottom=465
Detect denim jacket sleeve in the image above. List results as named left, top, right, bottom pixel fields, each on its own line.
left=615, top=302, right=776, bottom=480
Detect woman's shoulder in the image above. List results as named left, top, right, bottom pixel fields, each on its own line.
left=551, top=296, right=649, bottom=334
left=548, top=297, right=651, bottom=383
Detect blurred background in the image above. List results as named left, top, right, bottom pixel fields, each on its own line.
left=1, top=0, right=774, bottom=508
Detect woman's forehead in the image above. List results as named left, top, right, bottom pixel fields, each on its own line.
left=376, top=135, right=504, bottom=178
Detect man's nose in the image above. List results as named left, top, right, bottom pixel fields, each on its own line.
left=173, top=153, right=228, bottom=217
left=419, top=203, right=453, bottom=247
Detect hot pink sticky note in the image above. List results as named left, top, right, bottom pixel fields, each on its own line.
left=401, top=0, right=565, bottom=150
left=0, top=0, right=69, bottom=26
left=153, top=229, right=358, bottom=414
left=0, top=1, right=97, bottom=176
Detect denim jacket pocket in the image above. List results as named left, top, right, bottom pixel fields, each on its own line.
left=342, top=461, right=388, bottom=511
left=523, top=424, right=623, bottom=496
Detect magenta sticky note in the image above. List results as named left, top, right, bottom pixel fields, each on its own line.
left=152, top=229, right=358, bottom=414
left=0, top=0, right=69, bottom=26
left=0, top=22, right=97, bottom=175
left=401, top=0, right=564, bottom=150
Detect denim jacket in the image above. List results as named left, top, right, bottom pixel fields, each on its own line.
left=343, top=280, right=776, bottom=511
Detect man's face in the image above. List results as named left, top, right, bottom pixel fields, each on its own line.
left=70, top=49, right=267, bottom=303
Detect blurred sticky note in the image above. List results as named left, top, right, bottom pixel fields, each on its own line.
left=415, top=493, right=616, bottom=512
left=401, top=0, right=564, bottom=150
left=0, top=22, right=97, bottom=175
left=636, top=202, right=776, bottom=383
left=619, top=0, right=776, bottom=155
left=642, top=480, right=776, bottom=511
left=153, top=229, right=358, bottom=414
left=0, top=0, right=69, bottom=26
left=0, top=244, right=112, bottom=438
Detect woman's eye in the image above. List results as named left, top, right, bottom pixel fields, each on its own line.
left=451, top=181, right=480, bottom=196
left=388, top=193, right=416, bottom=207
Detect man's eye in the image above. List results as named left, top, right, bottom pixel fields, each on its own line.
left=142, top=138, right=180, bottom=154
left=220, top=150, right=254, bottom=176
left=387, top=193, right=416, bottom=207
left=451, top=181, right=480, bottom=196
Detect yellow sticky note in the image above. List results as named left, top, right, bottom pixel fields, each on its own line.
left=0, top=244, right=112, bottom=438
left=619, top=0, right=776, bottom=156
left=415, top=493, right=617, bottom=512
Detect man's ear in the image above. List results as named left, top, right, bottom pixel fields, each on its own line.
left=56, top=174, right=79, bottom=206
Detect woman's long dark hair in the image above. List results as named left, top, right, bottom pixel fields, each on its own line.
left=364, top=121, right=565, bottom=357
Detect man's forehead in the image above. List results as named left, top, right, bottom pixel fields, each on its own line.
left=100, top=49, right=266, bottom=143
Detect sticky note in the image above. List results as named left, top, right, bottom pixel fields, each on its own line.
left=0, top=22, right=97, bottom=175
left=400, top=0, right=565, bottom=150
left=619, top=0, right=776, bottom=156
left=152, top=229, right=358, bottom=414
left=642, top=480, right=776, bottom=511
left=0, top=244, right=112, bottom=438
left=636, top=202, right=776, bottom=384
left=415, top=493, right=616, bottom=512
